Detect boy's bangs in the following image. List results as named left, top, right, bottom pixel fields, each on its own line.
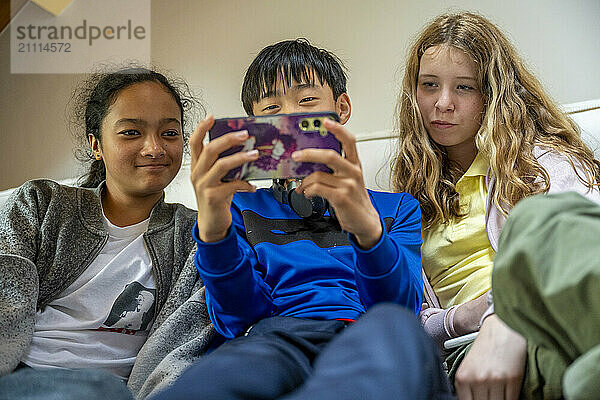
left=257, top=64, right=324, bottom=100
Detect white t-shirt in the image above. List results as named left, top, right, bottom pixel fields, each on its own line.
left=23, top=213, right=156, bottom=379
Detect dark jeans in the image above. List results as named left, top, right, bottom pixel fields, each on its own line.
left=0, top=367, right=133, bottom=400
left=153, top=303, right=453, bottom=400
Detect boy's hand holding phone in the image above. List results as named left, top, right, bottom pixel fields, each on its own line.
left=190, top=115, right=258, bottom=243
left=191, top=113, right=382, bottom=248
left=293, top=118, right=383, bottom=249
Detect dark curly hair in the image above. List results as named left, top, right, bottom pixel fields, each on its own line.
left=71, top=65, right=203, bottom=188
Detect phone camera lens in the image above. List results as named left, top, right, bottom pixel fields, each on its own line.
left=313, top=119, right=321, bottom=128
left=301, top=120, right=310, bottom=129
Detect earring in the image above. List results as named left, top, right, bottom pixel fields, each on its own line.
left=95, top=154, right=102, bottom=160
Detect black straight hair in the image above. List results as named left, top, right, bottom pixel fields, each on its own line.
left=241, top=38, right=348, bottom=115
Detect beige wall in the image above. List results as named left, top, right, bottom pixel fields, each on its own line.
left=1, top=0, right=599, bottom=190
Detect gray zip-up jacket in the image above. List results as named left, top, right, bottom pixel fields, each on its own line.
left=0, top=179, right=217, bottom=398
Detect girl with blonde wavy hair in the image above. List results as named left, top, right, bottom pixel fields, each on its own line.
left=392, top=11, right=600, bottom=399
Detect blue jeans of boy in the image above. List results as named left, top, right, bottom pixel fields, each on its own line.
left=152, top=303, right=453, bottom=400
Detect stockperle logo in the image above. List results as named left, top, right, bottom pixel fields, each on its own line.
left=11, top=0, right=150, bottom=74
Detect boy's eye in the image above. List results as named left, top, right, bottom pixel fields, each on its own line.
left=162, top=130, right=180, bottom=137
left=261, top=104, right=280, bottom=112
left=299, top=97, right=317, bottom=103
left=119, top=129, right=141, bottom=136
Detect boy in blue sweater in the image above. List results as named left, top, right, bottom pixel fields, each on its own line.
left=155, top=39, right=452, bottom=400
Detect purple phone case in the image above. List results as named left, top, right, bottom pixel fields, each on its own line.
left=209, top=112, right=341, bottom=181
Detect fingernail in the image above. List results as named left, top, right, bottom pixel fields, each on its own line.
left=236, top=130, right=249, bottom=139
left=291, top=151, right=301, bottom=160
left=247, top=149, right=259, bottom=157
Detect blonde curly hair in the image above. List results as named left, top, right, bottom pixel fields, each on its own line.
left=391, top=12, right=600, bottom=228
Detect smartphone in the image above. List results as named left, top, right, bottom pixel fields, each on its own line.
left=209, top=112, right=341, bottom=181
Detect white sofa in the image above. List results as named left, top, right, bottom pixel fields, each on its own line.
left=1, top=99, right=599, bottom=209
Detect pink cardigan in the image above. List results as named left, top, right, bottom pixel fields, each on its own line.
left=485, top=146, right=600, bottom=251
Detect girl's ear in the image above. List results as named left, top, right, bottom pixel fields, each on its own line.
left=336, top=93, right=351, bottom=125
left=89, top=134, right=103, bottom=160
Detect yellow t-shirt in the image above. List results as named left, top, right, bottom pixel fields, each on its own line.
left=421, top=152, right=495, bottom=309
